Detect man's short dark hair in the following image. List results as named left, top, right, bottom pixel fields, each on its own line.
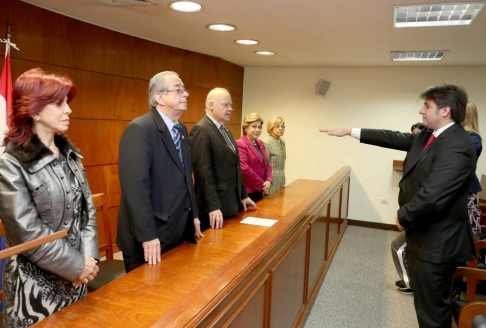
left=420, top=84, right=468, bottom=124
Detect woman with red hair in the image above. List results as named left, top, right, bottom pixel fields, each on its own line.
left=0, top=68, right=99, bottom=327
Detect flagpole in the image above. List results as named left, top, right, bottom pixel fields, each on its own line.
left=1, top=14, right=19, bottom=54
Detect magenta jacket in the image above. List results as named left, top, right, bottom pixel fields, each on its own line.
left=235, top=135, right=273, bottom=194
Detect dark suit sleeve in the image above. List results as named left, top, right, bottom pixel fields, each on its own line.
left=397, top=140, right=475, bottom=228
left=190, top=124, right=222, bottom=213
left=119, top=122, right=158, bottom=242
left=361, top=129, right=415, bottom=152
left=179, top=122, right=199, bottom=219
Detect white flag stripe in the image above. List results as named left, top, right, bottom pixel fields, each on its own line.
left=0, top=94, right=6, bottom=153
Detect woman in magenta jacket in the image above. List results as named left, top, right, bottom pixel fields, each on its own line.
left=236, top=113, right=273, bottom=202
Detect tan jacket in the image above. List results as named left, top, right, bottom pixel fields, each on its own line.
left=0, top=135, right=98, bottom=282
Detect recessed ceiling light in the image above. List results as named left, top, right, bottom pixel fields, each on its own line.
left=235, top=39, right=260, bottom=45
left=394, top=2, right=485, bottom=28
left=255, top=51, right=276, bottom=56
left=207, top=24, right=237, bottom=32
left=391, top=51, right=448, bottom=61
left=168, top=1, right=203, bottom=13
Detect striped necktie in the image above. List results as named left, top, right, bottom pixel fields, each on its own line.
left=219, top=125, right=236, bottom=153
left=172, top=124, right=184, bottom=166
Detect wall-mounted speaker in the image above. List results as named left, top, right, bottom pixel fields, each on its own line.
left=315, top=79, right=331, bottom=96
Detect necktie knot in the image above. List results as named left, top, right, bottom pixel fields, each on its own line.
left=423, top=134, right=436, bottom=151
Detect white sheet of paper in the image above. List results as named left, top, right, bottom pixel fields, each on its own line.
left=240, top=217, right=278, bottom=227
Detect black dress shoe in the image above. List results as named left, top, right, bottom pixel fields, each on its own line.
left=395, top=280, right=406, bottom=288
left=395, top=280, right=413, bottom=294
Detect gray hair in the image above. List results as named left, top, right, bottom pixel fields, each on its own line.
left=148, top=71, right=179, bottom=109
left=205, top=87, right=230, bottom=111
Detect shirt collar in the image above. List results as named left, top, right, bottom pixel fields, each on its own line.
left=433, top=121, right=455, bottom=137
left=206, top=113, right=222, bottom=129
left=156, top=108, right=176, bottom=130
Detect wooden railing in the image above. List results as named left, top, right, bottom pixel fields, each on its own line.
left=34, top=166, right=351, bottom=328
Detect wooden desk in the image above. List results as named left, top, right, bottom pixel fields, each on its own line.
left=34, top=166, right=351, bottom=328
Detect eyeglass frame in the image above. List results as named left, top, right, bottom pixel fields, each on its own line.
left=163, top=88, right=190, bottom=96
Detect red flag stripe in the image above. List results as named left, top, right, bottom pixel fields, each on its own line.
left=0, top=49, right=13, bottom=129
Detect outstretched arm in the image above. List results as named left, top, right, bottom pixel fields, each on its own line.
left=319, top=128, right=352, bottom=137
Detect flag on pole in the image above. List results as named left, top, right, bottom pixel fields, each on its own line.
left=0, top=45, right=12, bottom=154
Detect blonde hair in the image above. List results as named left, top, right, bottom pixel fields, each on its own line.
left=463, top=101, right=481, bottom=136
left=266, top=116, right=285, bottom=135
left=242, top=113, right=263, bottom=135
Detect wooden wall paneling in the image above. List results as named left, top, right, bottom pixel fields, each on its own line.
left=307, top=201, right=330, bottom=298
left=270, top=231, right=308, bottom=328
left=68, top=120, right=129, bottom=166
left=0, top=0, right=52, bottom=64
left=51, top=16, right=118, bottom=74
left=181, top=51, right=219, bottom=90
left=111, top=76, right=151, bottom=120
left=327, top=189, right=341, bottom=259
left=228, top=94, right=243, bottom=125
left=7, top=58, right=149, bottom=121
left=217, top=59, right=245, bottom=96
left=180, top=86, right=209, bottom=123
left=103, top=164, right=121, bottom=208
left=85, top=165, right=121, bottom=209
left=227, top=124, right=242, bottom=141
left=185, top=122, right=195, bottom=132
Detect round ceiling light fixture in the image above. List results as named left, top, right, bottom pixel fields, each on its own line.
left=255, top=51, right=276, bottom=56
left=207, top=24, right=237, bottom=32
left=235, top=39, right=259, bottom=45
left=168, top=1, right=203, bottom=13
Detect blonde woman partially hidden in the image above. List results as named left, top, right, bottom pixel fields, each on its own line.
left=263, top=116, right=286, bottom=194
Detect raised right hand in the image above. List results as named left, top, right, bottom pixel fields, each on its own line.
left=142, top=238, right=161, bottom=264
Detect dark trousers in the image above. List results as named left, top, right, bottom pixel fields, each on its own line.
left=408, top=251, right=462, bottom=328
left=248, top=191, right=263, bottom=202
left=391, top=231, right=411, bottom=288
left=122, top=252, right=146, bottom=273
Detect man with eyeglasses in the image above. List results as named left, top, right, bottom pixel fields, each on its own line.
left=117, top=71, right=203, bottom=273
left=190, top=88, right=257, bottom=231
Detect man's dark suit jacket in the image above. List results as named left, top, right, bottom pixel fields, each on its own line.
left=190, top=115, right=248, bottom=218
left=117, top=109, right=197, bottom=259
left=361, top=124, right=476, bottom=264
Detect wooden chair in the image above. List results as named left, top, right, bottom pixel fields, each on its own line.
left=87, top=193, right=125, bottom=292
left=452, top=240, right=486, bottom=328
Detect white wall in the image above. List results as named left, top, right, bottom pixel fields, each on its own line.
left=242, top=66, right=486, bottom=225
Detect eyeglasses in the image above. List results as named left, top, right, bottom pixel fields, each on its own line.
left=164, top=88, right=190, bottom=96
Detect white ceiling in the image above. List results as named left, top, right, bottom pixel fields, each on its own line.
left=23, top=0, right=486, bottom=67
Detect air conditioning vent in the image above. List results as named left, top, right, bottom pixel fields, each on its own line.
left=97, top=0, right=155, bottom=6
